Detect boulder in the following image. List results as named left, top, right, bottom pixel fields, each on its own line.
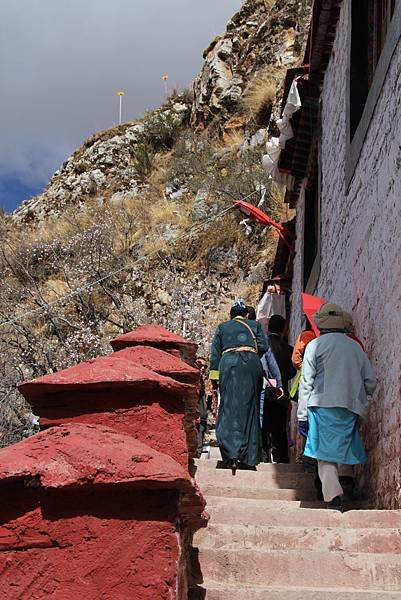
left=110, top=186, right=139, bottom=204
left=192, top=189, right=210, bottom=221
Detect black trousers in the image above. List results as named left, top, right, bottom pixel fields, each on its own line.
left=262, top=390, right=289, bottom=463
left=197, top=420, right=207, bottom=457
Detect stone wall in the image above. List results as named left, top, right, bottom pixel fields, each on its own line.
left=291, top=2, right=401, bottom=508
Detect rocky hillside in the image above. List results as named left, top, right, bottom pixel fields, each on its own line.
left=0, top=0, right=312, bottom=445
left=192, top=0, right=310, bottom=130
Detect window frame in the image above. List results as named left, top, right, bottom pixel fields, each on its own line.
left=346, top=0, right=401, bottom=190
left=303, top=132, right=322, bottom=295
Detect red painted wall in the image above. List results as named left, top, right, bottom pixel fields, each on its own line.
left=110, top=324, right=198, bottom=365
left=0, top=486, right=180, bottom=600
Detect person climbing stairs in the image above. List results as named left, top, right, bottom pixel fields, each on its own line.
left=190, top=447, right=401, bottom=599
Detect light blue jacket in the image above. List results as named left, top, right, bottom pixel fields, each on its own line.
left=297, top=333, right=377, bottom=421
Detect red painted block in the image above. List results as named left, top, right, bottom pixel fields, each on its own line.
left=110, top=324, right=198, bottom=365
left=0, top=424, right=206, bottom=600
left=113, top=345, right=199, bottom=384
left=113, top=346, right=201, bottom=458
left=18, top=355, right=192, bottom=467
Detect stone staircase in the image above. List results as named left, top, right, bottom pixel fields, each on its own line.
left=190, top=447, right=401, bottom=599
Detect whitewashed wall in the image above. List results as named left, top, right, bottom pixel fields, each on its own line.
left=291, top=1, right=401, bottom=508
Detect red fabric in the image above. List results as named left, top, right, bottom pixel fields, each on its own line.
left=301, top=292, right=325, bottom=336
left=233, top=200, right=295, bottom=250
left=347, top=332, right=365, bottom=351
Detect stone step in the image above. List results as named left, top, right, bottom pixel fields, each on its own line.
left=196, top=457, right=305, bottom=473
left=206, top=496, right=399, bottom=528
left=206, top=496, right=372, bottom=510
left=200, top=484, right=318, bottom=501
left=198, top=548, right=401, bottom=590
left=196, top=467, right=315, bottom=490
left=194, top=523, right=401, bottom=554
left=204, top=446, right=223, bottom=460
left=191, top=583, right=401, bottom=599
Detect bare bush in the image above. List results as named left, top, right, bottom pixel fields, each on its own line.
left=241, top=70, right=276, bottom=126
left=170, top=131, right=282, bottom=215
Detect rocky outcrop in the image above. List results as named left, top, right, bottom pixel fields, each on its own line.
left=12, top=101, right=190, bottom=224
left=191, top=0, right=312, bottom=130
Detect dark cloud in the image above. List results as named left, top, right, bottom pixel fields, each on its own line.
left=0, top=0, right=243, bottom=210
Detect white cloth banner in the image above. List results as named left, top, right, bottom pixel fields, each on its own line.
left=257, top=290, right=286, bottom=332
left=262, top=79, right=302, bottom=188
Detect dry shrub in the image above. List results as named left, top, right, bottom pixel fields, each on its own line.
left=132, top=142, right=156, bottom=182
left=171, top=131, right=277, bottom=209
left=221, top=128, right=245, bottom=149
left=173, top=212, right=240, bottom=272
left=199, top=213, right=239, bottom=253
left=39, top=190, right=193, bottom=262
left=242, top=71, right=276, bottom=126
left=142, top=110, right=181, bottom=152
left=147, top=150, right=173, bottom=189
left=149, top=201, right=179, bottom=226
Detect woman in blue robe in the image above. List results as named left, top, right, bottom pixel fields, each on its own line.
left=209, top=301, right=273, bottom=472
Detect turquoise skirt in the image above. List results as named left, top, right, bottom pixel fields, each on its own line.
left=304, top=407, right=367, bottom=465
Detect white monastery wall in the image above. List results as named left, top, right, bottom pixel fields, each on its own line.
left=292, top=1, right=401, bottom=508
left=290, top=188, right=305, bottom=342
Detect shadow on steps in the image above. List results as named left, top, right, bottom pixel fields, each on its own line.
left=188, top=547, right=206, bottom=600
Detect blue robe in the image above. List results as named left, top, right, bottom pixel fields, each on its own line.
left=210, top=317, right=268, bottom=466
left=304, top=406, right=367, bottom=464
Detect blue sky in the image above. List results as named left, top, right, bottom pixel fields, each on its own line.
left=0, top=178, right=43, bottom=213
left=0, top=0, right=243, bottom=213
